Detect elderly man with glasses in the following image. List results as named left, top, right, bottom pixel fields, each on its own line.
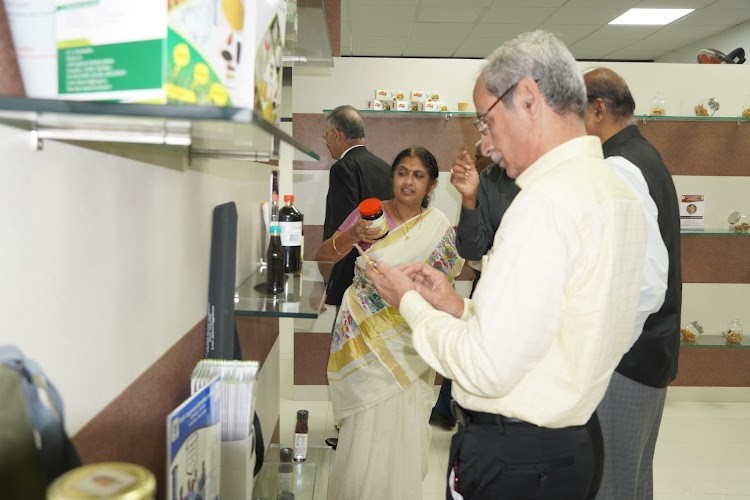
left=367, top=31, right=649, bottom=499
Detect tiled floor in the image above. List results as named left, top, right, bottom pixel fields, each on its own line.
left=278, top=398, right=750, bottom=499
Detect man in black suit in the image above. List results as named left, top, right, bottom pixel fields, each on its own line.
left=322, top=105, right=392, bottom=310
left=584, top=67, right=682, bottom=500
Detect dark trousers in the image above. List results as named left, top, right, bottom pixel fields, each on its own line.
left=447, top=409, right=603, bottom=499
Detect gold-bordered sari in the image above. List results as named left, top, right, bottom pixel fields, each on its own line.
left=327, top=207, right=464, bottom=420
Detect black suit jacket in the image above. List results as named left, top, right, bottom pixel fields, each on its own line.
left=604, top=125, right=683, bottom=388
left=323, top=146, right=392, bottom=305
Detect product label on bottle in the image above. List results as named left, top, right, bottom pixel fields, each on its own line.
left=293, top=433, right=308, bottom=461
left=367, top=214, right=389, bottom=239
left=280, top=221, right=302, bottom=246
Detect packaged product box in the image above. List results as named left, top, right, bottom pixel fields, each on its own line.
left=410, top=90, right=427, bottom=102
left=680, top=194, right=705, bottom=229
left=55, top=0, right=286, bottom=117
left=423, top=101, right=447, bottom=112
left=390, top=89, right=406, bottom=100
left=366, top=99, right=384, bottom=110
left=392, top=99, right=410, bottom=111
left=426, top=90, right=440, bottom=101
left=375, top=89, right=391, bottom=100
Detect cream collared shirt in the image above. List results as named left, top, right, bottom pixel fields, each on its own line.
left=401, top=136, right=647, bottom=428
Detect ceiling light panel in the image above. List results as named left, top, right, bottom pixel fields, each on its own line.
left=609, top=8, right=694, bottom=25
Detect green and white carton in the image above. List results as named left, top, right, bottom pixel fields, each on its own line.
left=55, top=0, right=284, bottom=110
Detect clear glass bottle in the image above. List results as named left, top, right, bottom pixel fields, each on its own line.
left=279, top=194, right=303, bottom=274
left=725, top=319, right=743, bottom=345
left=293, top=409, right=309, bottom=462
left=266, top=226, right=285, bottom=294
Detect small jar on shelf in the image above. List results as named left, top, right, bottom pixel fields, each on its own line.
left=741, top=96, right=750, bottom=119
left=723, top=319, right=743, bottom=345
left=650, top=91, right=666, bottom=116
left=680, top=321, right=703, bottom=344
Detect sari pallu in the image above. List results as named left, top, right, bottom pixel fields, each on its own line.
left=327, top=207, right=464, bottom=421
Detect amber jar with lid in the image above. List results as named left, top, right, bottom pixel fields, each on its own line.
left=47, top=462, right=156, bottom=500
left=358, top=198, right=388, bottom=240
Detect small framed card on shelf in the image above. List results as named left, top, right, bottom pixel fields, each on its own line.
left=680, top=194, right=705, bottom=230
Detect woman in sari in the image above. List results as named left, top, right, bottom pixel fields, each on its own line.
left=316, top=146, right=464, bottom=499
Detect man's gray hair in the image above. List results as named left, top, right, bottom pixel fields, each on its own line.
left=327, top=105, right=366, bottom=141
left=481, top=30, right=586, bottom=117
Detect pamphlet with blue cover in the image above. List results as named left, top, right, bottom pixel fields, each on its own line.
left=167, top=375, right=221, bottom=500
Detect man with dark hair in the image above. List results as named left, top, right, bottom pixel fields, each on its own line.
left=322, top=105, right=392, bottom=310
left=584, top=66, right=682, bottom=500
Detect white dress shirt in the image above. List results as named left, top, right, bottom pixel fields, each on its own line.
left=401, top=136, right=647, bottom=428
left=607, top=155, right=668, bottom=351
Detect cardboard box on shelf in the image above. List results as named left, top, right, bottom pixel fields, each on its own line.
left=54, top=0, right=286, bottom=117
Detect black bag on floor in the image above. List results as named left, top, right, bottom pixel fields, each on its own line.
left=0, top=345, right=81, bottom=498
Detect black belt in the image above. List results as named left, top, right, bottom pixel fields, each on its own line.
left=451, top=401, right=531, bottom=427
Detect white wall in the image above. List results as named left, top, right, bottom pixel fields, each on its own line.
left=292, top=57, right=750, bottom=340
left=0, top=125, right=272, bottom=433
left=656, top=21, right=750, bottom=64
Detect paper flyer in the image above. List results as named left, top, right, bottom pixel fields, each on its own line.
left=167, top=376, right=221, bottom=500
left=680, top=194, right=705, bottom=229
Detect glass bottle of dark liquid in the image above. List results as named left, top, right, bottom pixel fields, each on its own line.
left=266, top=225, right=284, bottom=294
left=279, top=194, right=303, bottom=274
left=293, top=409, right=309, bottom=462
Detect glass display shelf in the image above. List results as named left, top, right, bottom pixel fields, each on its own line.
left=681, top=334, right=750, bottom=348
left=324, top=108, right=475, bottom=118
left=636, top=114, right=748, bottom=123
left=322, top=110, right=750, bottom=123
left=234, top=262, right=330, bottom=319
left=253, top=445, right=333, bottom=500
left=0, top=95, right=320, bottom=161
left=681, top=228, right=750, bottom=236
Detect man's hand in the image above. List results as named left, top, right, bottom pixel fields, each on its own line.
left=450, top=150, right=480, bottom=209
left=365, top=260, right=416, bottom=307
left=400, top=263, right=465, bottom=317
left=367, top=261, right=465, bottom=318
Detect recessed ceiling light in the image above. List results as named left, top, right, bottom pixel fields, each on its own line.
left=609, top=8, right=694, bottom=25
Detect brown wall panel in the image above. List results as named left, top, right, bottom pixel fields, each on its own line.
left=672, top=347, right=750, bottom=386
left=294, top=113, right=481, bottom=172
left=295, top=332, right=330, bottom=385
left=681, top=234, right=750, bottom=283
left=638, top=120, right=750, bottom=177
left=0, top=0, right=25, bottom=96
left=74, top=317, right=279, bottom=497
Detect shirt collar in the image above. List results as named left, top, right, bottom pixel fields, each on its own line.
left=515, top=136, right=603, bottom=190
left=340, top=144, right=365, bottom=158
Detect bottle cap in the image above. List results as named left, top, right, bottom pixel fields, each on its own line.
left=297, top=409, right=309, bottom=420
left=270, top=225, right=281, bottom=234
left=280, top=447, right=293, bottom=462
left=359, top=198, right=383, bottom=217
left=284, top=194, right=294, bottom=202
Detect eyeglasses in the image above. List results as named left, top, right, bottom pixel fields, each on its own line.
left=473, top=78, right=539, bottom=136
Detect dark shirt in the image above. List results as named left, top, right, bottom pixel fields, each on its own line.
left=455, top=163, right=521, bottom=260
left=323, top=146, right=392, bottom=306
left=604, top=125, right=682, bottom=388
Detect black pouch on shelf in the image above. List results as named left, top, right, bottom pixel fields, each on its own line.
left=0, top=345, right=81, bottom=498
left=206, top=201, right=238, bottom=359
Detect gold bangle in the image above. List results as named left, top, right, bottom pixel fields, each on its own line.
left=331, top=233, right=348, bottom=256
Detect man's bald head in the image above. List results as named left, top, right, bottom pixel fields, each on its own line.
left=583, top=67, right=636, bottom=121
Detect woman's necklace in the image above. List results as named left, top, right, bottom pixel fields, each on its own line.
left=392, top=203, right=423, bottom=240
